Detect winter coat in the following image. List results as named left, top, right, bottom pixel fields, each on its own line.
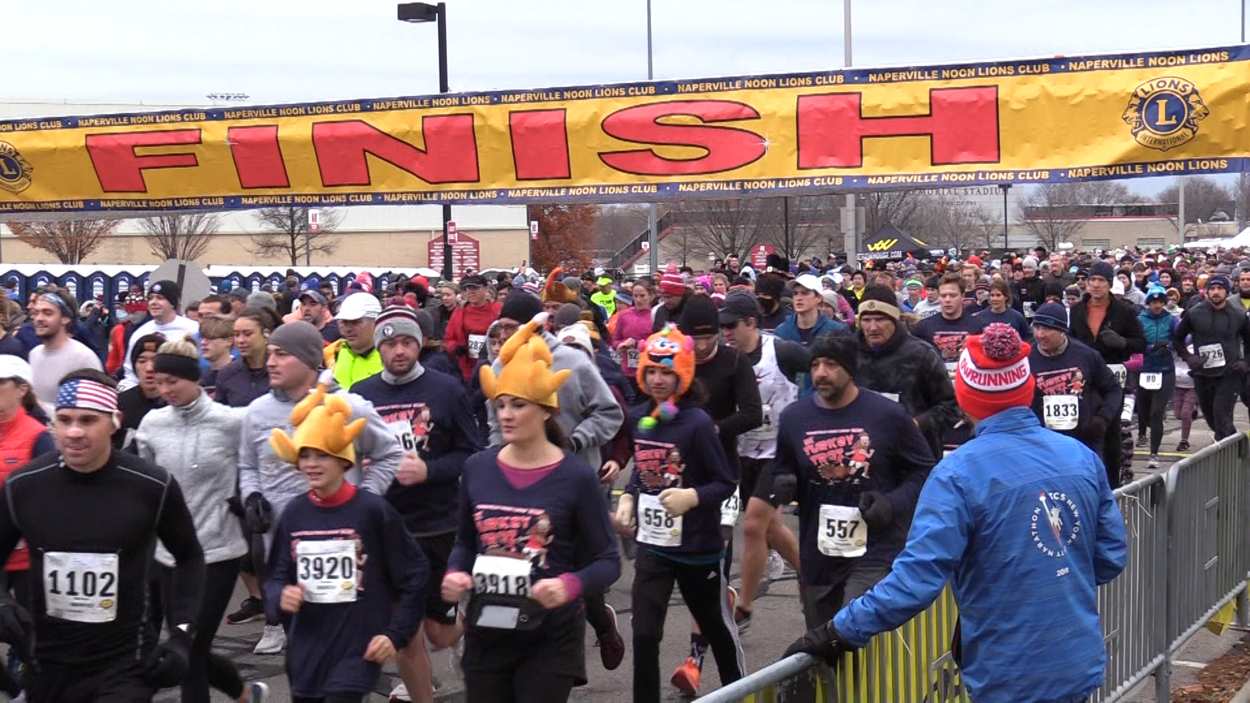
left=1172, top=299, right=1250, bottom=378
left=1137, top=309, right=1177, bottom=374
left=213, top=357, right=270, bottom=408
left=773, top=313, right=849, bottom=347
left=854, top=323, right=960, bottom=458
left=833, top=407, right=1127, bottom=703
left=1068, top=294, right=1146, bottom=364
left=443, top=302, right=501, bottom=381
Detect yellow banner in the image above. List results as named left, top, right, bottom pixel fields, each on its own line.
left=1, top=44, right=1248, bottom=214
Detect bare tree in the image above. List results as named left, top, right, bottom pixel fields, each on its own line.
left=5, top=219, right=119, bottom=264
left=761, top=196, right=838, bottom=262
left=926, top=192, right=996, bottom=252
left=139, top=212, right=219, bottom=261
left=249, top=206, right=342, bottom=265
left=673, top=198, right=776, bottom=262
left=1156, top=176, right=1233, bottom=224
left=595, top=205, right=652, bottom=256
left=861, top=190, right=938, bottom=238
left=1017, top=181, right=1146, bottom=250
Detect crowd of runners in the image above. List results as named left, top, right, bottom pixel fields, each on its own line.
left=0, top=241, right=1245, bottom=701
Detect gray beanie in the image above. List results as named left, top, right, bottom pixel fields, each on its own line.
left=374, top=306, right=423, bottom=347
left=553, top=302, right=583, bottom=330
left=247, top=290, right=278, bottom=312
left=269, top=321, right=324, bottom=371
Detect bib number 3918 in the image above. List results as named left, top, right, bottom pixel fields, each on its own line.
left=44, top=551, right=118, bottom=623
left=637, top=493, right=682, bottom=547
left=472, top=554, right=532, bottom=597
left=817, top=505, right=868, bottom=558
left=296, top=540, right=358, bottom=604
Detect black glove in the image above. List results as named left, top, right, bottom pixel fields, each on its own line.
left=858, top=491, right=894, bottom=530
left=225, top=495, right=245, bottom=518
left=243, top=492, right=273, bottom=534
left=1099, top=328, right=1127, bottom=350
left=1186, top=354, right=1205, bottom=371
left=782, top=621, right=846, bottom=666
left=1234, top=360, right=1250, bottom=374
left=771, top=473, right=797, bottom=506
left=143, top=628, right=191, bottom=687
left=1082, top=416, right=1109, bottom=443
left=0, top=596, right=32, bottom=647
left=1149, top=341, right=1170, bottom=353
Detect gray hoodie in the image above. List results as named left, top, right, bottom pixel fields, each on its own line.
left=238, top=384, right=402, bottom=541
left=136, top=389, right=248, bottom=567
left=487, top=331, right=624, bottom=467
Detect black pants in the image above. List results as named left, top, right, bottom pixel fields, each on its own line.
left=631, top=549, right=743, bottom=703
left=1136, top=374, right=1175, bottom=455
left=465, top=668, right=575, bottom=703
left=26, top=657, right=154, bottom=703
left=1195, top=373, right=1241, bottom=440
left=1100, top=418, right=1124, bottom=489
left=156, top=559, right=245, bottom=702
left=292, top=695, right=363, bottom=703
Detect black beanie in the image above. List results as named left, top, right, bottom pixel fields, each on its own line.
left=148, top=280, right=182, bottom=311
left=499, top=290, right=543, bottom=324
left=810, top=332, right=859, bottom=376
left=677, top=295, right=719, bottom=337
left=130, top=333, right=167, bottom=368
left=755, top=273, right=786, bottom=299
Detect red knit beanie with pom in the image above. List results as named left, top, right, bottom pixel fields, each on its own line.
left=954, top=323, right=1034, bottom=421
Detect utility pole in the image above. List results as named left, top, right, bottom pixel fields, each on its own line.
left=646, top=0, right=659, bottom=276
left=842, top=0, right=857, bottom=263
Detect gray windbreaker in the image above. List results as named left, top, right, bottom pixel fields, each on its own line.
left=238, top=384, right=402, bottom=539
left=487, top=331, right=624, bottom=467
left=136, top=389, right=248, bottom=567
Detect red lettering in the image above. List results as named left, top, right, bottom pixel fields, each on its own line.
left=796, top=86, right=999, bottom=168
left=312, top=117, right=479, bottom=186
left=599, top=100, right=765, bottom=176
left=85, top=129, right=201, bottom=192
left=509, top=109, right=570, bottom=180
left=228, top=125, right=289, bottom=188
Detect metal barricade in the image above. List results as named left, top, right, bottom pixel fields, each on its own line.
left=699, top=433, right=1250, bottom=703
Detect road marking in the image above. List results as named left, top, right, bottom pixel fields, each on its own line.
left=1173, top=660, right=1207, bottom=669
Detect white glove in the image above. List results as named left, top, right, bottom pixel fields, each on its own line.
left=614, top=494, right=636, bottom=535
left=658, top=487, right=699, bottom=516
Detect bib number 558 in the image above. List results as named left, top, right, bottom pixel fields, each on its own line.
left=642, top=507, right=675, bottom=529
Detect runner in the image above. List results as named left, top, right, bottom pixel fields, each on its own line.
left=122, top=280, right=199, bottom=388
left=652, top=265, right=691, bottom=332
left=1135, top=286, right=1178, bottom=468
left=197, top=316, right=235, bottom=397
left=215, top=307, right=278, bottom=408
left=0, top=369, right=205, bottom=702
left=28, top=287, right=102, bottom=406
left=609, top=278, right=654, bottom=396
left=444, top=274, right=502, bottom=382
left=114, top=333, right=166, bottom=452
left=614, top=324, right=742, bottom=703
left=327, top=292, right=383, bottom=391
left=1171, top=273, right=1250, bottom=441
left=973, top=279, right=1031, bottom=341
left=267, top=390, right=428, bottom=703
left=913, top=272, right=986, bottom=379
left=135, top=339, right=267, bottom=703
left=298, top=289, right=341, bottom=343
left=442, top=317, right=620, bottom=703
left=754, top=274, right=791, bottom=332
left=772, top=332, right=934, bottom=629
left=352, top=306, right=484, bottom=703
left=774, top=274, right=847, bottom=347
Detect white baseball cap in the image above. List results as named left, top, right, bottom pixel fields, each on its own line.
left=0, top=355, right=32, bottom=385
left=335, top=293, right=382, bottom=321
left=794, top=274, right=823, bottom=293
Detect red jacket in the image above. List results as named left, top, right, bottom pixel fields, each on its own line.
left=0, top=407, right=51, bottom=571
left=443, top=302, right=501, bottom=381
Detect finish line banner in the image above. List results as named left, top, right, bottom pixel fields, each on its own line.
left=3, top=44, right=1250, bottom=214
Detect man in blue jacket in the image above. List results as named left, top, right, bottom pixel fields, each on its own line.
left=774, top=274, right=847, bottom=348
left=785, top=322, right=1128, bottom=703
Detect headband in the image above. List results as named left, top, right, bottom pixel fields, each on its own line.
left=857, top=299, right=901, bottom=321
left=39, top=292, right=74, bottom=319
left=55, top=379, right=119, bottom=414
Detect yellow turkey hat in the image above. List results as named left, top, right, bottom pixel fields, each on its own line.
left=480, top=313, right=572, bottom=409
left=270, top=384, right=367, bottom=467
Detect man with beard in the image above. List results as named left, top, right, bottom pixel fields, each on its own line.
left=852, top=286, right=959, bottom=459
left=754, top=274, right=792, bottom=332
left=298, top=289, right=340, bottom=342
left=29, top=288, right=102, bottom=405
left=352, top=306, right=482, bottom=703
left=1172, top=274, right=1250, bottom=441
left=772, top=332, right=933, bottom=630
left=1236, top=268, right=1250, bottom=311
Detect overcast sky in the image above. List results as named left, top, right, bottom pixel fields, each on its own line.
left=9, top=0, right=1248, bottom=194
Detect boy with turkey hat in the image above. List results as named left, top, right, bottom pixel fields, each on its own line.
left=787, top=323, right=1127, bottom=703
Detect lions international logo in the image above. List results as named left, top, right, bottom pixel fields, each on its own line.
left=1122, top=76, right=1209, bottom=152
left=0, top=142, right=32, bottom=194
left=1030, top=490, right=1082, bottom=559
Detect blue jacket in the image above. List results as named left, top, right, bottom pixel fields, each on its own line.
left=1137, top=308, right=1177, bottom=374
left=773, top=313, right=847, bottom=346
left=833, top=407, right=1127, bottom=703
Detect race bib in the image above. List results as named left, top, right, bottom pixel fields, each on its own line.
left=1121, top=394, right=1137, bottom=423
left=636, top=493, right=682, bottom=547
left=43, top=551, right=118, bottom=623
left=944, top=361, right=957, bottom=379
left=720, top=492, right=741, bottom=528
left=1199, top=343, right=1226, bottom=369
left=472, top=554, right=532, bottom=598
left=387, top=420, right=417, bottom=452
left=623, top=347, right=640, bottom=368
left=467, top=334, right=487, bottom=360
left=1140, top=372, right=1163, bottom=390
left=1023, top=301, right=1035, bottom=319
left=1042, top=394, right=1080, bottom=431
left=817, top=505, right=868, bottom=558
left=296, top=540, right=358, bottom=604
left=1108, top=364, right=1128, bottom=388
left=742, top=403, right=777, bottom=442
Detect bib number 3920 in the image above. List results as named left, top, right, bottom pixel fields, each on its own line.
left=44, top=551, right=118, bottom=623
left=296, top=540, right=358, bottom=604
left=817, top=505, right=868, bottom=558
left=637, top=493, right=683, bottom=547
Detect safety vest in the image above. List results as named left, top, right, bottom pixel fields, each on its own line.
left=738, top=336, right=798, bottom=460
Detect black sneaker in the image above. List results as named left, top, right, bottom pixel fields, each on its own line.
left=1135, top=434, right=1149, bottom=448
left=226, top=597, right=264, bottom=625
left=1177, top=440, right=1191, bottom=452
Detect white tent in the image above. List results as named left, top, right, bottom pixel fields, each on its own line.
left=1183, top=226, right=1250, bottom=250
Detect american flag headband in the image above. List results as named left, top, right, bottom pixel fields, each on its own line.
left=55, top=379, right=119, bottom=414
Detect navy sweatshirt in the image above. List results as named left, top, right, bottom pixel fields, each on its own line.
left=353, top=368, right=483, bottom=536
left=448, top=450, right=620, bottom=626
left=1028, top=337, right=1123, bottom=446
left=913, top=312, right=986, bottom=371
left=774, top=391, right=934, bottom=586
left=624, top=401, right=738, bottom=556
left=265, top=486, right=428, bottom=698
left=973, top=306, right=1033, bottom=341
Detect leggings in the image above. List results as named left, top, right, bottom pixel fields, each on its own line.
left=1174, top=387, right=1197, bottom=441
left=465, top=668, right=576, bottom=703
left=157, top=559, right=245, bottom=702
left=1194, top=373, right=1241, bottom=440
left=292, top=695, right=363, bottom=703
left=1135, top=374, right=1175, bottom=455
left=631, top=549, right=744, bottom=703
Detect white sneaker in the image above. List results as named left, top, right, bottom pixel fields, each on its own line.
left=389, top=681, right=411, bottom=702
left=253, top=624, right=286, bottom=655
left=249, top=682, right=270, bottom=702
left=1148, top=455, right=1160, bottom=469
left=766, top=550, right=786, bottom=581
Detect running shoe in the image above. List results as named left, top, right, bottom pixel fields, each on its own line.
left=597, top=605, right=625, bottom=671
left=226, top=597, right=265, bottom=625
left=389, top=682, right=411, bottom=702
left=1135, top=433, right=1149, bottom=448
left=734, top=605, right=753, bottom=633
left=253, top=624, right=286, bottom=655
left=766, top=550, right=786, bottom=582
left=1177, top=440, right=1191, bottom=452
left=249, top=682, right=269, bottom=703
left=1148, top=455, right=1160, bottom=469
left=670, top=657, right=701, bottom=696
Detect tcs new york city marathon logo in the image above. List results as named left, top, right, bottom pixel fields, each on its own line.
left=1122, top=76, right=1209, bottom=152
left=0, top=142, right=32, bottom=194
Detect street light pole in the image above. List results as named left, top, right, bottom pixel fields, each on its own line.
left=398, top=2, right=453, bottom=281
left=842, top=0, right=857, bottom=263
left=646, top=0, right=659, bottom=276
left=998, top=183, right=1011, bottom=251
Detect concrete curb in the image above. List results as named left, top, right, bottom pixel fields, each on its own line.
left=1231, top=675, right=1250, bottom=703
